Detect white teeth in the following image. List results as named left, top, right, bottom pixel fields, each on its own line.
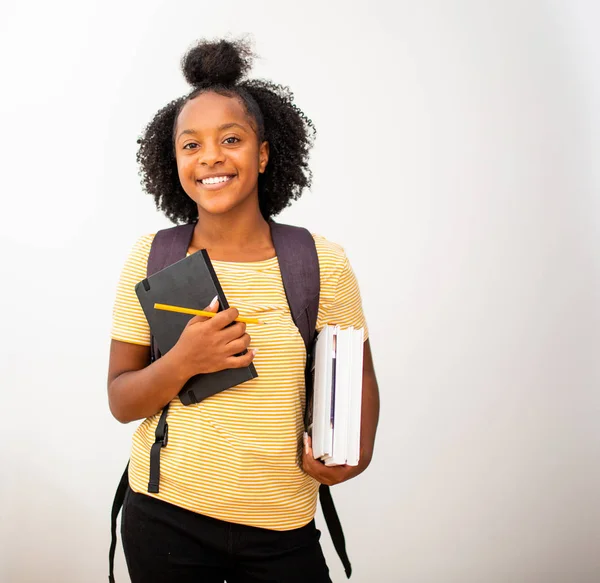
left=201, top=175, right=233, bottom=185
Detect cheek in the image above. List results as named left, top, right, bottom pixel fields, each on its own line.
left=236, top=149, right=260, bottom=175
left=176, top=156, right=195, bottom=179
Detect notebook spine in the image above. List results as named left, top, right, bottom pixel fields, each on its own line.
left=200, top=249, right=230, bottom=310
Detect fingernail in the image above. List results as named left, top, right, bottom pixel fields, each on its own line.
left=303, top=432, right=309, bottom=454
left=252, top=348, right=259, bottom=354
left=210, top=295, right=218, bottom=309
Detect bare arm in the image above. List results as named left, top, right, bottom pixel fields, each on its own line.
left=107, top=304, right=255, bottom=423
left=356, top=339, right=380, bottom=468
left=302, top=338, right=380, bottom=485
left=107, top=340, right=191, bottom=423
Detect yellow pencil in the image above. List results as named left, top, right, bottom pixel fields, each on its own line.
left=154, top=303, right=264, bottom=325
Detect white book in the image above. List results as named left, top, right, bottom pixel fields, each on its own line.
left=323, top=326, right=339, bottom=459
left=346, top=327, right=364, bottom=466
left=329, top=326, right=353, bottom=465
left=310, top=325, right=336, bottom=459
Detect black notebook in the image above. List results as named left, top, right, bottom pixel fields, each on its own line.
left=134, top=249, right=258, bottom=406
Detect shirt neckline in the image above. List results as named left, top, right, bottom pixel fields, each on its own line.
left=184, top=252, right=279, bottom=267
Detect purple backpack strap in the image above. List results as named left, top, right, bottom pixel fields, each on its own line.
left=147, top=222, right=196, bottom=276
left=269, top=220, right=320, bottom=352
left=147, top=223, right=196, bottom=362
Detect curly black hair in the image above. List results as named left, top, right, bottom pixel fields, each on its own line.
left=136, top=38, right=316, bottom=223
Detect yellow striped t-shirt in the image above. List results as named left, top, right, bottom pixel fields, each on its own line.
left=111, top=232, right=368, bottom=530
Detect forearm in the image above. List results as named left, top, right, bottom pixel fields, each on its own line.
left=108, top=346, right=190, bottom=423
left=358, top=340, right=380, bottom=469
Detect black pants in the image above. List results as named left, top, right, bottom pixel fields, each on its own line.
left=121, top=487, right=332, bottom=583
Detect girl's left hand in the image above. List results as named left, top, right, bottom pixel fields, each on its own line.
left=301, top=433, right=366, bottom=486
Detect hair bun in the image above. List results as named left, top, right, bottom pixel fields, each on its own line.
left=181, top=39, right=253, bottom=87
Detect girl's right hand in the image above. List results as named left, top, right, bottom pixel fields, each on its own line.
left=172, top=297, right=255, bottom=378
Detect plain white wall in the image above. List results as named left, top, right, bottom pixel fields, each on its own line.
left=1, top=1, right=598, bottom=581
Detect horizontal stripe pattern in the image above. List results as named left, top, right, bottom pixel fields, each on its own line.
left=111, top=231, right=368, bottom=530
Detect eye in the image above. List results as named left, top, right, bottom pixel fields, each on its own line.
left=182, top=142, right=199, bottom=150
left=223, top=137, right=240, bottom=144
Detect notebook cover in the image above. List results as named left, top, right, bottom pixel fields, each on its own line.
left=135, top=249, right=258, bottom=406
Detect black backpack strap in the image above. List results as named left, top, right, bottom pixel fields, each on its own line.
left=147, top=404, right=171, bottom=493
left=319, top=484, right=352, bottom=578
left=108, top=463, right=130, bottom=583
left=270, top=221, right=352, bottom=578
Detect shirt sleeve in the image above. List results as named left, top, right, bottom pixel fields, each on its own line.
left=110, top=234, right=154, bottom=346
left=315, top=243, right=369, bottom=340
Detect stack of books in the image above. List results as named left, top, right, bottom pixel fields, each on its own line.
left=307, top=325, right=364, bottom=466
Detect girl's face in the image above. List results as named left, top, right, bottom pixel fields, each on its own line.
left=174, top=91, right=269, bottom=217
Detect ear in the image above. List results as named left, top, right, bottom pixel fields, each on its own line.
left=259, top=141, right=269, bottom=174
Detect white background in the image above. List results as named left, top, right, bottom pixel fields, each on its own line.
left=1, top=1, right=599, bottom=582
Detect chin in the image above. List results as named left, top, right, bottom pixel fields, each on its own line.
left=198, top=198, right=241, bottom=216
left=202, top=205, right=236, bottom=216
left=196, top=191, right=254, bottom=216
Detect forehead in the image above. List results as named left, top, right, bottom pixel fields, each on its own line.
left=176, top=92, right=250, bottom=133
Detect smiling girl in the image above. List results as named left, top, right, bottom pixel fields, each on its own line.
left=108, top=38, right=380, bottom=583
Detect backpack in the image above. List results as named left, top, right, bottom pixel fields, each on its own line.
left=108, top=220, right=352, bottom=581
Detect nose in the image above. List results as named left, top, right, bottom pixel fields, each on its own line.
left=199, top=141, right=225, bottom=167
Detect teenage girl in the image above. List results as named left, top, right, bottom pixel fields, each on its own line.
left=108, top=38, right=380, bottom=583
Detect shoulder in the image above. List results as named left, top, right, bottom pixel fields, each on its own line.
left=120, top=233, right=156, bottom=274
left=311, top=232, right=367, bottom=332
left=128, top=233, right=155, bottom=259
left=312, top=233, right=346, bottom=261
left=311, top=233, right=350, bottom=284
left=312, top=233, right=348, bottom=266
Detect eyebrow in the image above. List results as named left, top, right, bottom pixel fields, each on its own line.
left=177, top=122, right=248, bottom=141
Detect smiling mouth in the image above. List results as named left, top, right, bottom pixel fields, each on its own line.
left=197, top=175, right=236, bottom=185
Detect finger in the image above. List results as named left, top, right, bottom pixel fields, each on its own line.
left=301, top=436, right=348, bottom=482
left=184, top=314, right=208, bottom=328
left=207, top=307, right=240, bottom=330
left=302, top=438, right=325, bottom=478
left=304, top=453, right=353, bottom=484
left=304, top=437, right=324, bottom=468
left=220, top=321, right=247, bottom=343
left=224, top=334, right=252, bottom=356
left=302, top=434, right=318, bottom=466
left=206, top=296, right=220, bottom=313
left=183, top=297, right=220, bottom=328
left=224, top=348, right=256, bottom=369
left=305, top=433, right=312, bottom=456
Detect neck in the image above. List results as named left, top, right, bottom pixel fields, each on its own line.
left=193, top=203, right=271, bottom=251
